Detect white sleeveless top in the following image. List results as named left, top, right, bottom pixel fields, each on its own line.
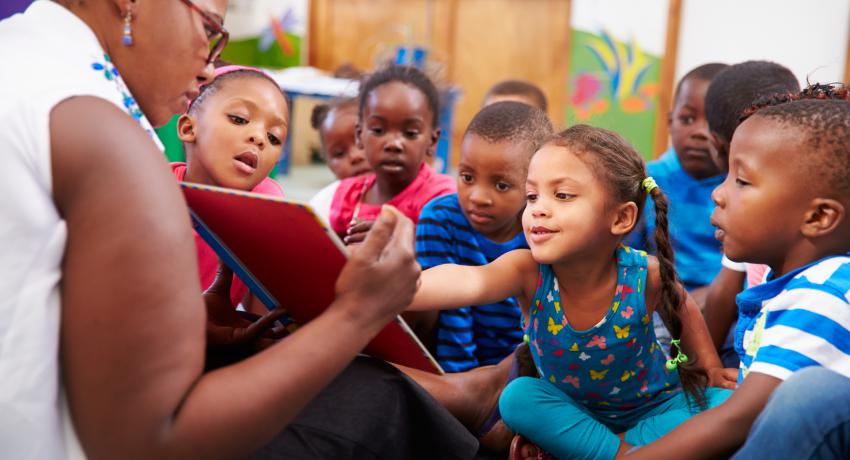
left=0, top=2, right=160, bottom=458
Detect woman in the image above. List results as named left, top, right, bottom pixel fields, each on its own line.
left=0, top=1, right=476, bottom=459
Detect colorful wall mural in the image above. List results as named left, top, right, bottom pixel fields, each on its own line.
left=567, top=0, right=670, bottom=159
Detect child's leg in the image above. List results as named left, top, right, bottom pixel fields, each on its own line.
left=499, top=377, right=623, bottom=460
left=623, top=387, right=733, bottom=446
left=731, top=367, right=850, bottom=460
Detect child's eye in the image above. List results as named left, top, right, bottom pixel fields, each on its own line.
left=735, top=177, right=750, bottom=187
left=555, top=192, right=574, bottom=200
left=404, top=130, right=420, bottom=139
left=679, top=116, right=695, bottom=125
left=369, top=127, right=384, bottom=135
left=331, top=150, right=346, bottom=159
left=526, top=193, right=538, bottom=202
left=459, top=172, right=473, bottom=184
left=228, top=115, right=247, bottom=125
left=267, top=133, right=281, bottom=146
left=496, top=182, right=512, bottom=192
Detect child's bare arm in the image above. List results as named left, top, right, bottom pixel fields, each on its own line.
left=703, top=267, right=745, bottom=351
left=646, top=258, right=734, bottom=388
left=407, top=249, right=537, bottom=312
left=623, top=372, right=782, bottom=459
left=680, top=290, right=737, bottom=388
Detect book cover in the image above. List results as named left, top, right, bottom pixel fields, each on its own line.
left=180, top=182, right=443, bottom=375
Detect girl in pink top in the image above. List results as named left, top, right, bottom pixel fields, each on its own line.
left=174, top=65, right=289, bottom=346
left=330, top=65, right=456, bottom=244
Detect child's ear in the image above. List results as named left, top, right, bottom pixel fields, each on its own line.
left=801, top=198, right=845, bottom=239
left=355, top=122, right=364, bottom=150
left=667, top=111, right=673, bottom=128
left=611, top=201, right=639, bottom=236
left=177, top=114, right=197, bottom=143
left=427, top=127, right=442, bottom=157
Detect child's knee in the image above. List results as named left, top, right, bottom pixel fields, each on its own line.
left=499, top=376, right=543, bottom=432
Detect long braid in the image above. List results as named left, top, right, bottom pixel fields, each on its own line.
left=545, top=124, right=709, bottom=408
left=650, top=187, right=708, bottom=408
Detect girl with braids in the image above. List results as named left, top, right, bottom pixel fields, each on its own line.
left=408, top=124, right=735, bottom=459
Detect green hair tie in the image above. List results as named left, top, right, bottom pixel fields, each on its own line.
left=642, top=177, right=659, bottom=194
left=665, top=338, right=689, bottom=371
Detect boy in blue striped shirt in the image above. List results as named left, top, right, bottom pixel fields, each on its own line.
left=625, top=90, right=850, bottom=458
left=416, top=101, right=552, bottom=372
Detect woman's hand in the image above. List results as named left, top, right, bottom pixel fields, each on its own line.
left=707, top=367, right=738, bottom=390
left=334, top=206, right=420, bottom=327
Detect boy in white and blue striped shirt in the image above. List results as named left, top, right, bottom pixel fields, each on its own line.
left=624, top=89, right=850, bottom=459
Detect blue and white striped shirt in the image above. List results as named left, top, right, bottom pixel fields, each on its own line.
left=415, top=194, right=527, bottom=372
left=736, top=254, right=850, bottom=383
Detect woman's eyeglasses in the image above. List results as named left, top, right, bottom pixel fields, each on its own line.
left=178, top=0, right=229, bottom=64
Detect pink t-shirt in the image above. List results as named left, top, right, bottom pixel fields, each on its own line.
left=329, top=163, right=456, bottom=237
left=171, top=162, right=284, bottom=305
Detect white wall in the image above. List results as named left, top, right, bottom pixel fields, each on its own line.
left=676, top=0, right=850, bottom=85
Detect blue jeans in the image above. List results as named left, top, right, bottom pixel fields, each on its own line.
left=500, top=376, right=731, bottom=460
left=732, top=367, right=850, bottom=460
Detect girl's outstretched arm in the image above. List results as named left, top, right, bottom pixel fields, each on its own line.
left=646, top=258, right=736, bottom=388
left=623, top=372, right=781, bottom=459
left=407, top=249, right=538, bottom=312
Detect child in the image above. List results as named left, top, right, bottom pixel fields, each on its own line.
left=175, top=65, right=289, bottom=346
left=483, top=79, right=548, bottom=112
left=416, top=101, right=552, bottom=372
left=409, top=125, right=735, bottom=459
left=311, top=97, right=370, bottom=180
left=700, top=61, right=800, bottom=367
left=329, top=65, right=456, bottom=244
left=625, top=92, right=850, bottom=459
left=309, top=97, right=370, bottom=223
left=625, top=63, right=729, bottom=299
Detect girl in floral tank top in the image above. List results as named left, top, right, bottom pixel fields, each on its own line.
left=527, top=246, right=680, bottom=418
left=407, top=126, right=736, bottom=459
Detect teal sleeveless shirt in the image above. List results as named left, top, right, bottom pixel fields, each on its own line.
left=525, top=246, right=680, bottom=417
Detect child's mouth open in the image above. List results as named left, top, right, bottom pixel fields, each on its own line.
left=529, top=225, right=557, bottom=244
left=233, top=151, right=259, bottom=175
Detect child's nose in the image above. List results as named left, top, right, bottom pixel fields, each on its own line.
left=711, top=182, right=725, bottom=207
left=469, top=187, right=492, bottom=206
left=691, top=119, right=710, bottom=140
left=349, top=147, right=366, bottom=164
left=384, top=136, right=404, bottom=152
left=248, top=133, right=264, bottom=148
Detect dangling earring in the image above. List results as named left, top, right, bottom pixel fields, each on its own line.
left=122, top=9, right=133, bottom=46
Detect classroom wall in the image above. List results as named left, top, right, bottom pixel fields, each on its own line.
left=307, top=0, right=850, bottom=164
left=676, top=0, right=850, bottom=85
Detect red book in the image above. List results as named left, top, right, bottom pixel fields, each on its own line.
left=180, top=182, right=443, bottom=374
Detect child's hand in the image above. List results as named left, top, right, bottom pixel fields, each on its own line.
left=344, top=219, right=374, bottom=245
left=203, top=262, right=287, bottom=349
left=707, top=367, right=738, bottom=389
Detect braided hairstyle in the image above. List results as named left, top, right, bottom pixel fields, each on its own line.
left=544, top=125, right=708, bottom=406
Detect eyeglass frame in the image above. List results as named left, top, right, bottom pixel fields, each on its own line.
left=178, top=0, right=229, bottom=64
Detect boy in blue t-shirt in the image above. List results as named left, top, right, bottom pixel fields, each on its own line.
left=624, top=90, right=850, bottom=459
left=416, top=101, right=552, bottom=372
left=625, top=63, right=729, bottom=298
